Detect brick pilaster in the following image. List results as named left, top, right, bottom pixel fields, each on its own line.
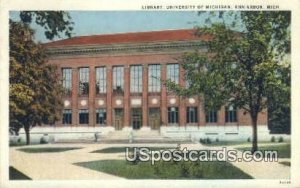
left=218, top=106, right=225, bottom=125
left=106, top=66, right=113, bottom=127
left=199, top=96, right=206, bottom=126
left=142, top=64, right=148, bottom=127
left=89, top=66, right=95, bottom=127
left=161, top=64, right=167, bottom=125
left=179, top=65, right=186, bottom=126
left=124, top=65, right=130, bottom=127
left=71, top=68, right=78, bottom=126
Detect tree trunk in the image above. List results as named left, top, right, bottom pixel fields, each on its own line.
left=24, top=125, right=30, bottom=145
left=251, top=114, right=258, bottom=153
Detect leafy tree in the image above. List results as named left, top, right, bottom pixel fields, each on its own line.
left=19, top=11, right=74, bottom=40
left=165, top=11, right=290, bottom=153
left=9, top=11, right=73, bottom=144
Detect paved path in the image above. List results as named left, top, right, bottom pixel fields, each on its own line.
left=182, top=142, right=290, bottom=179
left=10, top=142, right=290, bottom=180
left=9, top=143, right=176, bottom=180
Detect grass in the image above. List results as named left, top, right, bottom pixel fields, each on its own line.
left=201, top=140, right=288, bottom=146
left=91, top=147, right=175, bottom=153
left=76, top=160, right=252, bottom=179
left=279, top=161, right=291, bottom=166
left=17, top=147, right=82, bottom=153
left=236, top=144, right=290, bottom=158
left=9, top=166, right=31, bottom=180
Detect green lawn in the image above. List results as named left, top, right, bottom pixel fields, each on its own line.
left=91, top=147, right=175, bottom=153
left=201, top=140, right=289, bottom=146
left=9, top=166, right=31, bottom=180
left=279, top=161, right=291, bottom=166
left=76, top=160, right=252, bottom=179
left=17, top=147, right=82, bottom=153
left=236, top=144, right=291, bottom=158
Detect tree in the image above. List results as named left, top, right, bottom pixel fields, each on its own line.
left=165, top=11, right=290, bottom=153
left=9, top=11, right=73, bottom=145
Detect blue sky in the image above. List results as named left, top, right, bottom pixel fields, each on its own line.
left=10, top=11, right=206, bottom=43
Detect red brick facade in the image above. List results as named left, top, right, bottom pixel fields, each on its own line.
left=44, top=29, right=267, bottom=130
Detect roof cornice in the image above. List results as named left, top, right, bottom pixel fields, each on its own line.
left=45, top=40, right=206, bottom=57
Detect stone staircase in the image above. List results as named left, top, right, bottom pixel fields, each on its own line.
left=54, top=130, right=192, bottom=144
left=99, top=130, right=191, bottom=143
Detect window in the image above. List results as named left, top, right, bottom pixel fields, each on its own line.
left=79, top=109, right=89, bottom=124
left=206, top=109, right=218, bottom=123
left=148, top=64, right=161, bottom=92
left=225, top=105, right=237, bottom=122
left=96, top=108, right=107, bottom=124
left=167, top=64, right=179, bottom=84
left=62, top=68, right=72, bottom=95
left=187, top=107, right=198, bottom=123
left=130, top=65, right=142, bottom=93
left=113, top=66, right=124, bottom=93
left=62, top=109, right=72, bottom=124
left=96, top=67, right=106, bottom=94
left=79, top=68, right=89, bottom=95
left=168, top=107, right=179, bottom=124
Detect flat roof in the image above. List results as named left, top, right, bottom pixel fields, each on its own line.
left=43, top=29, right=210, bottom=47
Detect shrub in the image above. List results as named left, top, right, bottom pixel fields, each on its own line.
left=247, top=137, right=251, bottom=142
left=40, top=134, right=49, bottom=144
left=206, top=138, right=211, bottom=144
left=271, top=136, right=275, bottom=142
left=278, top=136, right=284, bottom=142
left=216, top=138, right=219, bottom=142
left=199, top=138, right=204, bottom=144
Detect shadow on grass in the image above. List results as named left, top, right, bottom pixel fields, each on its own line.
left=236, top=144, right=291, bottom=158
left=91, top=147, right=175, bottom=154
left=9, top=166, right=31, bottom=180
left=17, top=147, right=82, bottom=153
left=75, top=160, right=252, bottom=179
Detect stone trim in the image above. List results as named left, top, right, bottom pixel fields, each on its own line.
left=45, top=40, right=206, bottom=57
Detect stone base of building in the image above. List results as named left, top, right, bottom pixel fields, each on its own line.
left=10, top=125, right=290, bottom=144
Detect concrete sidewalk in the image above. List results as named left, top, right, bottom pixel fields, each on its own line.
left=10, top=143, right=290, bottom=180
left=9, top=143, right=176, bottom=180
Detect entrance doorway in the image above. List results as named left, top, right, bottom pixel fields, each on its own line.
left=131, top=108, right=142, bottom=130
left=149, top=108, right=160, bottom=130
left=114, top=108, right=124, bottom=130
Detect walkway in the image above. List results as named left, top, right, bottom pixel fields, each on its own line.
left=10, top=142, right=290, bottom=180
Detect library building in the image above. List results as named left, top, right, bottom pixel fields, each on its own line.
left=38, top=29, right=270, bottom=141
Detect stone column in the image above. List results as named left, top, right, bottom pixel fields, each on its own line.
left=124, top=65, right=130, bottom=127
left=88, top=66, right=95, bottom=127
left=142, top=64, right=148, bottom=127
left=71, top=68, right=78, bottom=126
left=161, top=64, right=167, bottom=126
left=106, top=66, right=113, bottom=127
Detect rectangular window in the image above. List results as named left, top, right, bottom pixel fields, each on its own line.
left=148, top=64, right=161, bottom=92
left=62, top=68, right=72, bottom=95
left=187, top=107, right=198, bottom=123
left=96, top=67, right=106, bottom=94
left=79, top=67, right=89, bottom=95
left=130, top=65, right=142, bottom=93
left=206, top=109, right=218, bottom=123
left=225, top=106, right=237, bottom=122
left=113, top=66, right=124, bottom=93
left=168, top=107, right=179, bottom=124
left=62, top=109, right=72, bottom=124
left=79, top=109, right=89, bottom=124
left=167, top=64, right=179, bottom=84
left=96, top=108, right=107, bottom=124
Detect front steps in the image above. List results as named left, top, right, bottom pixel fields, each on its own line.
left=53, top=130, right=192, bottom=144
